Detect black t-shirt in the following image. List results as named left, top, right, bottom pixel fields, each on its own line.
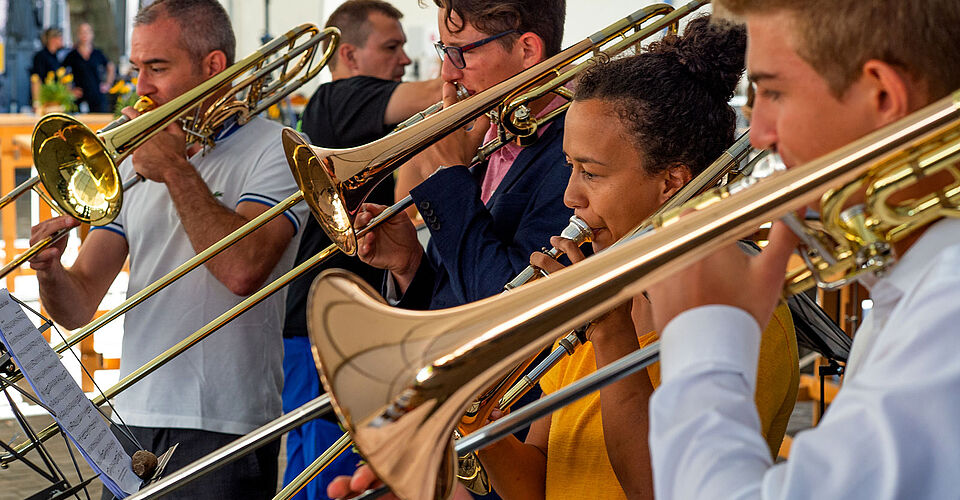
left=283, top=75, right=401, bottom=339
left=64, top=48, right=110, bottom=112
left=30, top=49, right=62, bottom=81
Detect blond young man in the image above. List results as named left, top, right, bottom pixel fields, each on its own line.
left=647, top=1, right=960, bottom=498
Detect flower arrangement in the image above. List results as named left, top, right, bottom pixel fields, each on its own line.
left=109, top=77, right=139, bottom=117
left=32, top=67, right=76, bottom=112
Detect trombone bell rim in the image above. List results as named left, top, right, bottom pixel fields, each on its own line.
left=281, top=128, right=358, bottom=255
left=32, top=113, right=122, bottom=225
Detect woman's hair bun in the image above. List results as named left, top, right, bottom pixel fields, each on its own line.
left=648, top=15, right=746, bottom=101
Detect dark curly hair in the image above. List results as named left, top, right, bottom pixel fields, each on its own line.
left=574, top=16, right=746, bottom=177
left=424, top=0, right=565, bottom=57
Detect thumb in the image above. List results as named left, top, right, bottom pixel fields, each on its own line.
left=466, top=114, right=491, bottom=145
left=441, top=82, right=462, bottom=108
left=753, top=220, right=801, bottom=301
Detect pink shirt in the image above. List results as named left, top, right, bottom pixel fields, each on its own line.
left=479, top=94, right=568, bottom=204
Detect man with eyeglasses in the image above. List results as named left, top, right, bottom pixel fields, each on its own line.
left=357, top=0, right=571, bottom=313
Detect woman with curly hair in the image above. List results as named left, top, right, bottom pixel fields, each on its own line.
left=328, top=16, right=798, bottom=500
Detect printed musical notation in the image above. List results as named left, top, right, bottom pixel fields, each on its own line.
left=0, top=289, right=141, bottom=497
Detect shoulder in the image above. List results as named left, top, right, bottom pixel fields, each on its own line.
left=221, top=117, right=287, bottom=164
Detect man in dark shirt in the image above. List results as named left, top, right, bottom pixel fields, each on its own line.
left=64, top=23, right=115, bottom=113
left=29, top=27, right=65, bottom=111
left=280, top=1, right=441, bottom=497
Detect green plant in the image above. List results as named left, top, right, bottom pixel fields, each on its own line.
left=33, top=67, right=77, bottom=112
left=110, top=78, right=139, bottom=117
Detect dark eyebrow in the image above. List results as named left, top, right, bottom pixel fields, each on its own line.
left=137, top=58, right=171, bottom=66
left=748, top=71, right=778, bottom=84
left=564, top=152, right=609, bottom=167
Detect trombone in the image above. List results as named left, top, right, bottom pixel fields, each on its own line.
left=453, top=132, right=757, bottom=494
left=281, top=1, right=699, bottom=255
left=305, top=90, right=960, bottom=500
left=0, top=23, right=339, bottom=280
left=88, top=3, right=712, bottom=497
left=0, top=23, right=340, bottom=461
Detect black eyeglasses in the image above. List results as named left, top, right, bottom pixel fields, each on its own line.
left=434, top=30, right=521, bottom=69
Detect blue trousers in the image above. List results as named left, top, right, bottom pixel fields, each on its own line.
left=282, top=336, right=362, bottom=499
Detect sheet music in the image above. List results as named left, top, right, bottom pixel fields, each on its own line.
left=0, top=289, right=141, bottom=497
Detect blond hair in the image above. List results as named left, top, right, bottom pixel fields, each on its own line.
left=717, top=0, right=960, bottom=98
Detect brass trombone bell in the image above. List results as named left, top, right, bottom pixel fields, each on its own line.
left=281, top=1, right=700, bottom=257
left=307, top=91, right=960, bottom=500
left=0, top=24, right=340, bottom=282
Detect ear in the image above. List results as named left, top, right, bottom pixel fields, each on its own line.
left=659, top=164, right=692, bottom=203
left=516, top=32, right=546, bottom=69
left=339, top=44, right=359, bottom=73
left=202, top=50, right=228, bottom=78
left=860, top=59, right=913, bottom=127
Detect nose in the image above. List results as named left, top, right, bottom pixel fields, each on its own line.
left=439, top=56, right=463, bottom=85
left=136, top=74, right=156, bottom=98
left=562, top=168, right=584, bottom=210
left=748, top=99, right=778, bottom=151
left=398, top=47, right=412, bottom=67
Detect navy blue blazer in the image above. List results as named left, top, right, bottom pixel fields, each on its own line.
left=396, top=114, right=572, bottom=310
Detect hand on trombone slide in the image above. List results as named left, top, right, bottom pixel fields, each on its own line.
left=355, top=203, right=424, bottom=293
left=28, top=216, right=80, bottom=271
left=327, top=463, right=474, bottom=500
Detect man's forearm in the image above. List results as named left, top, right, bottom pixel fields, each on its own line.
left=162, top=167, right=282, bottom=294
left=37, top=266, right=100, bottom=329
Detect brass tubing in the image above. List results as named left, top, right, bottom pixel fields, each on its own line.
left=307, top=94, right=960, bottom=500
left=0, top=176, right=40, bottom=210
left=0, top=192, right=416, bottom=463
left=125, top=395, right=334, bottom=500
left=272, top=434, right=353, bottom=500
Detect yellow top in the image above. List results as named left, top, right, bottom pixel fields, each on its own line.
left=539, top=303, right=798, bottom=500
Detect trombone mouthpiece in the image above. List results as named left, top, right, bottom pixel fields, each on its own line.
left=96, top=96, right=157, bottom=134
left=455, top=83, right=470, bottom=101
left=504, top=215, right=593, bottom=290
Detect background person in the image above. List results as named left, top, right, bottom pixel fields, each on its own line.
left=280, top=1, right=442, bottom=497
left=28, top=1, right=307, bottom=497
left=29, top=27, right=67, bottom=111
left=64, top=22, right=115, bottom=113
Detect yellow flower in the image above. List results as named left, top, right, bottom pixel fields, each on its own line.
left=62, top=73, right=73, bottom=84
left=131, top=77, right=138, bottom=85
left=56, top=67, right=66, bottom=78
left=45, top=71, right=54, bottom=84
left=267, top=104, right=280, bottom=119
left=109, top=81, right=125, bottom=94
left=31, top=74, right=40, bottom=83
left=121, top=84, right=132, bottom=94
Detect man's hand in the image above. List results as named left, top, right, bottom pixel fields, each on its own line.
left=647, top=221, right=800, bottom=333
left=355, top=203, right=423, bottom=292
left=124, top=105, right=193, bottom=183
left=416, top=82, right=489, bottom=168
left=327, top=465, right=397, bottom=500
left=28, top=216, right=79, bottom=272
left=327, top=464, right=473, bottom=500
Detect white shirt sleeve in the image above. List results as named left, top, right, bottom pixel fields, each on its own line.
left=650, top=265, right=960, bottom=499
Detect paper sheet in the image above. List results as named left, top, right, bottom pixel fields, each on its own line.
left=0, top=289, right=141, bottom=497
